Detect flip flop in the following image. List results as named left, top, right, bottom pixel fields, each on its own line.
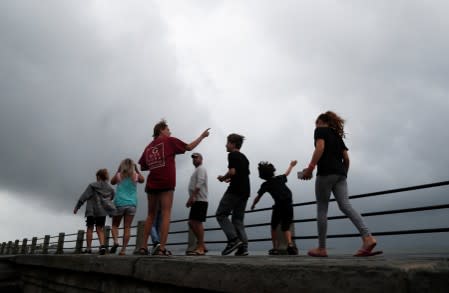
left=187, top=249, right=205, bottom=256
left=354, top=249, right=383, bottom=257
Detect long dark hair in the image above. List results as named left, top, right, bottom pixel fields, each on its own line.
left=316, top=111, right=346, bottom=138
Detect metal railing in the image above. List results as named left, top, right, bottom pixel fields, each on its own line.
left=1, top=180, right=448, bottom=255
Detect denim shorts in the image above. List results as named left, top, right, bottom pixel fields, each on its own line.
left=115, top=205, right=136, bottom=216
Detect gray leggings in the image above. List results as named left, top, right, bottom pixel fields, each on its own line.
left=315, top=175, right=370, bottom=248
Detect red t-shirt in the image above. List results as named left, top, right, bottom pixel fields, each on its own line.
left=138, top=136, right=187, bottom=191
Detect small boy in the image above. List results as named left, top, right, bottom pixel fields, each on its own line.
left=251, top=160, right=298, bottom=255
left=73, top=168, right=114, bottom=255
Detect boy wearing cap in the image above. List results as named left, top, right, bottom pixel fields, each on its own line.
left=186, top=152, right=208, bottom=255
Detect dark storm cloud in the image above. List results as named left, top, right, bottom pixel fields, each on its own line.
left=0, top=1, right=212, bottom=211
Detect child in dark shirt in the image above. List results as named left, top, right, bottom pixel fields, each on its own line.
left=251, top=160, right=298, bottom=255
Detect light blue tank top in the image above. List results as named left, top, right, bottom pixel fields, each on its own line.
left=114, top=176, right=137, bottom=207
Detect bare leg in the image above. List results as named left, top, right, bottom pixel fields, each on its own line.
left=283, top=230, right=293, bottom=245
left=96, top=225, right=105, bottom=246
left=271, top=229, right=278, bottom=249
left=86, top=226, right=94, bottom=250
left=189, top=220, right=205, bottom=251
left=111, top=215, right=122, bottom=246
left=120, top=214, right=134, bottom=254
left=140, top=194, right=159, bottom=251
left=158, top=191, right=174, bottom=251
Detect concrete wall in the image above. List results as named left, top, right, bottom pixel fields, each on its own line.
left=1, top=254, right=449, bottom=293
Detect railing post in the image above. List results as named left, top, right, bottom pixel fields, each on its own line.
left=43, top=235, right=50, bottom=254
left=6, top=241, right=12, bottom=254
left=13, top=240, right=20, bottom=255
left=30, top=237, right=37, bottom=254
left=56, top=232, right=65, bottom=254
left=20, top=238, right=28, bottom=254
left=134, top=220, right=145, bottom=254
left=75, top=230, right=85, bottom=254
left=0, top=242, right=5, bottom=255
left=104, top=226, right=111, bottom=250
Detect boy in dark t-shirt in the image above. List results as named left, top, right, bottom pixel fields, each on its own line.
left=251, top=160, right=298, bottom=255
left=216, top=133, right=251, bottom=256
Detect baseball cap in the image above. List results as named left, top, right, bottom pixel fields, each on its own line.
left=191, top=152, right=202, bottom=158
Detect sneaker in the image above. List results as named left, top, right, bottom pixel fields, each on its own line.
left=99, top=245, right=106, bottom=255
left=234, top=244, right=248, bottom=256
left=221, top=239, right=242, bottom=255
left=287, top=244, right=298, bottom=255
left=109, top=243, right=119, bottom=254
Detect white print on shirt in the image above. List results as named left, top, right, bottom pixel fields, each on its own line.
left=147, top=142, right=165, bottom=170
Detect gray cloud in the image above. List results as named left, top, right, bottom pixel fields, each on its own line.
left=1, top=1, right=448, bottom=250
left=0, top=1, right=212, bottom=212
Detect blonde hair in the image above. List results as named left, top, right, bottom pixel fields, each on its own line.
left=119, top=158, right=136, bottom=179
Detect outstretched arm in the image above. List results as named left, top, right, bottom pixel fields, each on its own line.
left=284, top=160, right=297, bottom=176
left=185, top=128, right=211, bottom=151
left=73, top=184, right=92, bottom=214
left=251, top=194, right=262, bottom=210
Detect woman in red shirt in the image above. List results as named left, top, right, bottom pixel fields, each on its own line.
left=138, top=119, right=210, bottom=255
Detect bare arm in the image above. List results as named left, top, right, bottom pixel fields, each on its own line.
left=185, top=128, right=210, bottom=151
left=218, top=168, right=235, bottom=182
left=284, top=160, right=297, bottom=176
left=110, top=173, right=119, bottom=185
left=302, top=139, right=325, bottom=179
left=186, top=187, right=200, bottom=207
left=342, top=150, right=350, bottom=173
left=134, top=164, right=145, bottom=183
left=251, top=194, right=262, bottom=210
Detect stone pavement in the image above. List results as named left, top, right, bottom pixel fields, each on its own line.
left=2, top=253, right=449, bottom=292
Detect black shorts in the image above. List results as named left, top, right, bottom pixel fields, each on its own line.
left=86, top=216, right=106, bottom=228
left=146, top=188, right=174, bottom=195
left=189, top=201, right=208, bottom=222
left=271, top=203, right=293, bottom=231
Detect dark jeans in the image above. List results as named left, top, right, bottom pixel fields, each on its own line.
left=216, top=192, right=248, bottom=243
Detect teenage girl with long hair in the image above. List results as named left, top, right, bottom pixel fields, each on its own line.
left=302, top=111, right=381, bottom=257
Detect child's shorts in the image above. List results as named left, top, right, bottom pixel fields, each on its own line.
left=86, top=216, right=106, bottom=228
left=115, top=205, right=137, bottom=216
left=271, top=203, right=293, bottom=231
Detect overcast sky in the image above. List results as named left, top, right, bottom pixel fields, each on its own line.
left=1, top=0, right=448, bottom=253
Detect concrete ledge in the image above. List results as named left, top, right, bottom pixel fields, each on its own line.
left=3, top=254, right=449, bottom=292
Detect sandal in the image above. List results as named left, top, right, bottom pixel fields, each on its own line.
left=186, top=248, right=205, bottom=256
left=268, top=248, right=279, bottom=255
left=154, top=248, right=172, bottom=256
left=138, top=247, right=148, bottom=255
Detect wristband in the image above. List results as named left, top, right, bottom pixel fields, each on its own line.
left=308, top=163, right=316, bottom=170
